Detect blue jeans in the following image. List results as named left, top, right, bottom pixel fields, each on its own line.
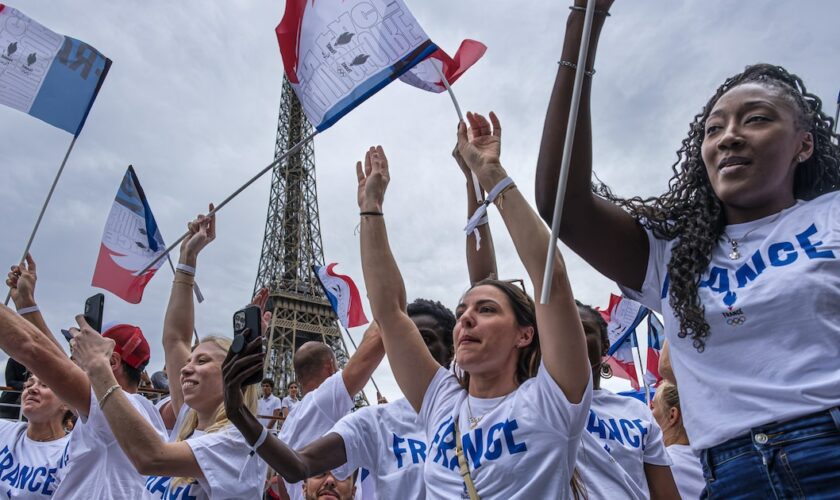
left=699, top=407, right=840, bottom=499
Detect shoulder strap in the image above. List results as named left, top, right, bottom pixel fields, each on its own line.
left=454, top=416, right=481, bottom=500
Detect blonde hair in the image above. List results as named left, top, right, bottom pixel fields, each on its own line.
left=170, top=336, right=259, bottom=488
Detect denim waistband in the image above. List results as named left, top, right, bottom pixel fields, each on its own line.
left=703, top=407, right=840, bottom=468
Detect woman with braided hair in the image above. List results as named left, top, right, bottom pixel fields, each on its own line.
left=536, top=1, right=840, bottom=496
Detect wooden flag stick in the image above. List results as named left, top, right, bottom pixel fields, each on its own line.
left=540, top=0, right=597, bottom=304
left=136, top=130, right=319, bottom=276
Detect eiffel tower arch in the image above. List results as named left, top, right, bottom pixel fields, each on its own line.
left=254, top=78, right=364, bottom=403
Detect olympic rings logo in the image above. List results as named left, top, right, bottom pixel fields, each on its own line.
left=726, top=316, right=746, bottom=326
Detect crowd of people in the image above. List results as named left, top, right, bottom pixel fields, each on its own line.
left=2, top=1, right=839, bottom=498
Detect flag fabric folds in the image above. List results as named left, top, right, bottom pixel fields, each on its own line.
left=313, top=263, right=369, bottom=329
left=644, top=313, right=665, bottom=388
left=398, top=39, right=486, bottom=93
left=92, top=167, right=166, bottom=304
left=0, top=4, right=110, bottom=136
left=276, top=0, right=437, bottom=131
left=602, top=294, right=650, bottom=391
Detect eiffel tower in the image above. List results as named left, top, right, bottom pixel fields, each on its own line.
left=254, top=78, right=363, bottom=403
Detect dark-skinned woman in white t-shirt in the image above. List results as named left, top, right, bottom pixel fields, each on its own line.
left=536, top=1, right=840, bottom=496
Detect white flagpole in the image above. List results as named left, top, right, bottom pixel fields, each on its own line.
left=5, top=135, right=79, bottom=306
left=833, top=99, right=838, bottom=134
left=539, top=0, right=597, bottom=304
left=632, top=332, right=651, bottom=405
left=137, top=130, right=319, bottom=276
left=432, top=63, right=484, bottom=204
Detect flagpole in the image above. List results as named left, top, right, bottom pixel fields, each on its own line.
left=833, top=97, right=839, bottom=134
left=4, top=135, right=79, bottom=306
left=539, top=0, right=597, bottom=305
left=432, top=63, right=484, bottom=204
left=632, top=332, right=651, bottom=405
left=137, top=130, right=319, bottom=276
left=341, top=326, right=381, bottom=395
left=165, top=256, right=201, bottom=345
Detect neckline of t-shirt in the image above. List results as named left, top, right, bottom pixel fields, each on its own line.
left=466, top=392, right=512, bottom=412
left=724, top=199, right=805, bottom=237
left=23, top=432, right=70, bottom=446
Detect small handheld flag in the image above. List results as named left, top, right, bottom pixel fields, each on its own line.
left=313, top=264, right=368, bottom=329
left=601, top=294, right=649, bottom=391
left=0, top=4, right=110, bottom=136
left=92, top=167, right=166, bottom=304
left=644, top=313, right=665, bottom=387
left=276, top=0, right=437, bottom=131
left=398, top=39, right=486, bottom=93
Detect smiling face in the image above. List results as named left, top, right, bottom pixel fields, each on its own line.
left=180, top=341, right=227, bottom=416
left=701, top=82, right=813, bottom=223
left=454, top=285, right=533, bottom=379
left=303, top=471, right=355, bottom=500
left=21, top=375, right=66, bottom=424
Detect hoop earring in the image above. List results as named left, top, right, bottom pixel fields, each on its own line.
left=600, top=362, right=613, bottom=379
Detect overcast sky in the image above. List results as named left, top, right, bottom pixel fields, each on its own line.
left=2, top=1, right=838, bottom=399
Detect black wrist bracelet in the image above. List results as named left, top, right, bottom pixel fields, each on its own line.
left=360, top=211, right=384, bottom=217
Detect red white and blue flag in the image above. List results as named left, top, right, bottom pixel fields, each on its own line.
left=92, top=167, right=166, bottom=304
left=603, top=294, right=649, bottom=391
left=644, top=313, right=665, bottom=388
left=313, top=263, right=368, bottom=329
left=0, top=4, right=110, bottom=136
left=398, top=39, right=486, bottom=93
left=276, top=0, right=438, bottom=131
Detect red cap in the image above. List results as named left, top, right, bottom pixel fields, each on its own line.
left=102, top=324, right=150, bottom=370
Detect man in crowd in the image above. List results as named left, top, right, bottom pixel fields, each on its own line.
left=258, top=377, right=284, bottom=429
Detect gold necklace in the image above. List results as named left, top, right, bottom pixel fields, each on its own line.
left=466, top=393, right=511, bottom=429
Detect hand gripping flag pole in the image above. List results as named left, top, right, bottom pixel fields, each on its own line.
left=136, top=130, right=319, bottom=275
left=540, top=0, right=598, bottom=305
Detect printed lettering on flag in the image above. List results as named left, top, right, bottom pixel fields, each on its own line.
left=0, top=4, right=110, bottom=135
left=644, top=313, right=665, bottom=387
left=604, top=294, right=649, bottom=356
left=276, top=0, right=437, bottom=131
left=313, top=263, right=369, bottom=328
left=398, top=39, right=486, bottom=93
left=92, top=167, right=166, bottom=304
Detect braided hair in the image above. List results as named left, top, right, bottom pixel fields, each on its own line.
left=596, top=64, right=840, bottom=352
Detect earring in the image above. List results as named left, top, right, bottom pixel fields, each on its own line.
left=600, top=362, right=613, bottom=379
left=798, top=155, right=805, bottom=163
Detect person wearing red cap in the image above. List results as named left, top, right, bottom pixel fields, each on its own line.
left=1, top=254, right=167, bottom=499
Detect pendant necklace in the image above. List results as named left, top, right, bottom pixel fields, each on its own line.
left=466, top=393, right=511, bottom=429
left=722, top=212, right=783, bottom=260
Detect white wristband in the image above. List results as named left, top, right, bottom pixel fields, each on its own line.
left=249, top=427, right=268, bottom=455
left=16, top=305, right=39, bottom=315
left=176, top=263, right=196, bottom=276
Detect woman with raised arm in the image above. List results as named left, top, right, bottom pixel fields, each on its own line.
left=354, top=113, right=590, bottom=498
left=536, top=2, right=840, bottom=496
left=69, top=207, right=265, bottom=500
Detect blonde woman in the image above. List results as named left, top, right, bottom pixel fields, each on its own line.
left=70, top=208, right=265, bottom=499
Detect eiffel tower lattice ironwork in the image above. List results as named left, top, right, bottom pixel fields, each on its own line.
left=254, top=77, right=365, bottom=404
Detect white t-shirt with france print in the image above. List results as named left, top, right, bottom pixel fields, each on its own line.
left=620, top=191, right=840, bottom=450
left=0, top=420, right=70, bottom=498
left=329, top=397, right=426, bottom=500
left=54, top=389, right=167, bottom=499
left=143, top=404, right=267, bottom=500
left=420, top=364, right=592, bottom=500
left=576, top=389, right=671, bottom=499
left=279, top=370, right=354, bottom=500
left=666, top=444, right=704, bottom=499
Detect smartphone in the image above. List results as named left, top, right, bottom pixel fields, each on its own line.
left=231, top=305, right=263, bottom=385
left=60, top=329, right=74, bottom=342
left=84, top=293, right=105, bottom=333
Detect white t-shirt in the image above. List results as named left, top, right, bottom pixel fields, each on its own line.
left=280, top=395, right=300, bottom=415
left=621, top=191, right=840, bottom=450
left=54, top=389, right=167, bottom=499
left=666, top=444, right=704, bottom=500
left=257, top=394, right=283, bottom=428
left=143, top=405, right=267, bottom=500
left=329, top=397, right=426, bottom=500
left=576, top=389, right=671, bottom=499
left=278, top=371, right=354, bottom=500
left=0, top=420, right=70, bottom=498
left=420, top=364, right=592, bottom=500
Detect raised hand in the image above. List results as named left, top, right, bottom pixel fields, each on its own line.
left=251, top=287, right=273, bottom=333
left=222, top=335, right=264, bottom=423
left=6, top=253, right=37, bottom=308
left=69, top=314, right=116, bottom=373
left=180, top=203, right=216, bottom=262
left=456, top=112, right=503, bottom=183
left=356, top=146, right=390, bottom=212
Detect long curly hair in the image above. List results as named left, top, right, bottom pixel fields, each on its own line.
left=597, top=64, right=840, bottom=351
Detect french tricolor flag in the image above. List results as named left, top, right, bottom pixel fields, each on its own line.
left=644, top=313, right=665, bottom=388
left=603, top=294, right=649, bottom=391
left=398, top=39, right=486, bottom=93
left=0, top=4, right=110, bottom=136
left=313, top=263, right=369, bottom=329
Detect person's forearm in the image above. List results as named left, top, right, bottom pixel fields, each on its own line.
left=12, top=291, right=62, bottom=350
left=465, top=180, right=498, bottom=284
left=342, top=326, right=385, bottom=396
left=163, top=262, right=196, bottom=351
left=535, top=10, right=608, bottom=224
left=360, top=216, right=407, bottom=319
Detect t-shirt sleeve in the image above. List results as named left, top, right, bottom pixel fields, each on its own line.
left=187, top=426, right=266, bottom=498
left=531, top=362, right=593, bottom=436
left=419, top=367, right=462, bottom=430
left=641, top=415, right=672, bottom=466
left=619, top=227, right=668, bottom=314
left=328, top=407, right=377, bottom=480
left=312, top=371, right=355, bottom=422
